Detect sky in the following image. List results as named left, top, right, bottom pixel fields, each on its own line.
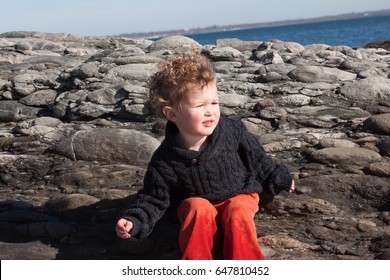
left=0, top=0, right=389, bottom=37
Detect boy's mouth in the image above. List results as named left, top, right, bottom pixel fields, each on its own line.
left=203, top=120, right=214, bottom=127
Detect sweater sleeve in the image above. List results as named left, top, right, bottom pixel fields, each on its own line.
left=121, top=164, right=171, bottom=239
left=236, top=120, right=292, bottom=196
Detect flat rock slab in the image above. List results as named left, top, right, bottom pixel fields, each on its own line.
left=0, top=240, right=58, bottom=260
left=310, top=147, right=382, bottom=166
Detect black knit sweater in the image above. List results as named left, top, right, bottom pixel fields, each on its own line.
left=122, top=116, right=293, bottom=239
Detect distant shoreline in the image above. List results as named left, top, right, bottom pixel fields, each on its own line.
left=117, top=9, right=390, bottom=39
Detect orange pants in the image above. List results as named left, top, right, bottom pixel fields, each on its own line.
left=177, top=192, right=265, bottom=260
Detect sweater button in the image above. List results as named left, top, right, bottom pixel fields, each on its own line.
left=191, top=158, right=197, bottom=165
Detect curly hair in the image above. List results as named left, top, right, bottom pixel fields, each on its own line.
left=148, top=49, right=216, bottom=117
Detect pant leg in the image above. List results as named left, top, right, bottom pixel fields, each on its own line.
left=217, top=192, right=265, bottom=260
left=177, top=197, right=219, bottom=260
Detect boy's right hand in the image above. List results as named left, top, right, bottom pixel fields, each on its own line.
left=116, top=218, right=133, bottom=239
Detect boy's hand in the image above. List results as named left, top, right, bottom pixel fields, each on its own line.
left=116, top=218, right=133, bottom=239
left=289, top=180, right=295, bottom=193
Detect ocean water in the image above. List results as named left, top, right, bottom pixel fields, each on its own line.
left=186, top=15, right=390, bottom=48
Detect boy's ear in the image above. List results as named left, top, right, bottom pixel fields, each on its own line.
left=162, top=106, right=177, bottom=122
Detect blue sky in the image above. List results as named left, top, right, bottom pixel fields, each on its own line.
left=1, top=0, right=389, bottom=36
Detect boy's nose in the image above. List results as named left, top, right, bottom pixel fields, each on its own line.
left=204, top=105, right=212, bottom=115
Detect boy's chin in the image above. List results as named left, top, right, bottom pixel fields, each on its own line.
left=203, top=128, right=216, bottom=136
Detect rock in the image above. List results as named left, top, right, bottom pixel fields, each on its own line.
left=363, top=113, right=390, bottom=135
left=288, top=65, right=356, bottom=83
left=32, top=116, right=63, bottom=127
left=19, top=89, right=57, bottom=106
left=216, top=38, right=262, bottom=52
left=377, top=138, right=390, bottom=156
left=319, top=138, right=358, bottom=148
left=278, top=94, right=311, bottom=106
left=218, top=92, right=251, bottom=107
left=17, top=125, right=56, bottom=138
left=87, top=88, right=128, bottom=105
left=44, top=194, right=100, bottom=212
left=50, top=163, right=144, bottom=190
left=104, top=63, right=157, bottom=84
left=365, top=39, right=390, bottom=51
left=256, top=51, right=284, bottom=64
left=11, top=72, right=59, bottom=96
left=0, top=240, right=58, bottom=260
left=206, top=46, right=243, bottom=61
left=49, top=128, right=160, bottom=165
left=376, top=249, right=390, bottom=260
left=306, top=225, right=343, bottom=240
left=0, top=100, right=41, bottom=122
left=78, top=62, right=102, bottom=79
left=258, top=107, right=287, bottom=120
left=339, top=77, right=390, bottom=102
left=364, top=163, right=390, bottom=178
left=310, top=147, right=382, bottom=166
left=147, top=36, right=200, bottom=52
left=260, top=235, right=314, bottom=250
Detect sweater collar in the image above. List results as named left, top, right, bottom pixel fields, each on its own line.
left=164, top=118, right=224, bottom=160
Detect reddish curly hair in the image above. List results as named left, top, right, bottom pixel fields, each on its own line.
left=148, top=49, right=216, bottom=117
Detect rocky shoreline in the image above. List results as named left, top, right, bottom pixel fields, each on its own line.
left=0, top=32, right=389, bottom=260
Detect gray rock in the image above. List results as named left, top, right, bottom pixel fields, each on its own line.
left=0, top=100, right=40, bottom=122
left=32, top=116, right=63, bottom=127
left=18, top=125, right=56, bottom=137
left=0, top=240, right=58, bottom=260
left=213, top=61, right=241, bottom=74
left=87, top=88, right=128, bottom=105
left=78, top=62, right=101, bottom=79
left=103, top=63, right=157, bottom=84
left=11, top=72, right=59, bottom=96
left=207, top=46, right=243, bottom=61
left=319, top=138, right=358, bottom=148
left=258, top=107, right=287, bottom=120
left=44, top=194, right=100, bottom=212
left=147, top=36, right=200, bottom=52
left=258, top=72, right=283, bottom=82
left=114, top=55, right=162, bottom=65
left=19, top=89, right=57, bottom=106
left=49, top=128, right=160, bottom=165
left=363, top=113, right=390, bottom=135
left=278, top=94, right=311, bottom=106
left=50, top=163, right=144, bottom=190
left=218, top=92, right=251, bottom=107
left=69, top=102, right=115, bottom=119
left=378, top=138, right=390, bottom=156
left=263, top=63, right=297, bottom=76
left=339, top=77, right=390, bottom=102
left=364, top=163, right=390, bottom=178
left=288, top=65, right=356, bottom=83
left=311, top=147, right=382, bottom=166
left=256, top=51, right=284, bottom=64
left=124, top=103, right=151, bottom=116
left=216, top=38, right=261, bottom=52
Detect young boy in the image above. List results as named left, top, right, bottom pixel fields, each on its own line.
left=116, top=49, right=294, bottom=260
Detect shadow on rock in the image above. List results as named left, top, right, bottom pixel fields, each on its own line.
left=0, top=195, right=181, bottom=260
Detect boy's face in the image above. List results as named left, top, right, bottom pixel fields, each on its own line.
left=164, top=80, right=220, bottom=145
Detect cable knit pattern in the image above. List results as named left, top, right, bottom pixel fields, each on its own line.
left=122, top=116, right=292, bottom=239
